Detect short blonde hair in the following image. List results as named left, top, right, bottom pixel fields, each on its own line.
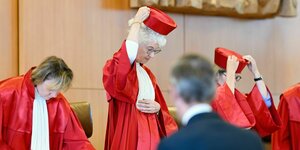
left=128, top=18, right=167, bottom=48
left=31, top=56, right=73, bottom=91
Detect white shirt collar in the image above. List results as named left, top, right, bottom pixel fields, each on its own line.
left=181, top=103, right=212, bottom=126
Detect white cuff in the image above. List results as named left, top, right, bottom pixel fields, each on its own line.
left=125, top=40, right=138, bottom=64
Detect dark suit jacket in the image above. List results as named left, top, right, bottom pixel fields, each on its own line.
left=158, top=112, right=263, bottom=150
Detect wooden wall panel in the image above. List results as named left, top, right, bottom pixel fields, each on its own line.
left=273, top=10, right=300, bottom=94
left=19, top=0, right=134, bottom=89
left=0, top=0, right=18, bottom=80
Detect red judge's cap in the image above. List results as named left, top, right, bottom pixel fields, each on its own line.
left=214, top=47, right=248, bottom=73
left=143, top=6, right=177, bottom=35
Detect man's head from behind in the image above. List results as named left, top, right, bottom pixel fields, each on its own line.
left=170, top=54, right=216, bottom=120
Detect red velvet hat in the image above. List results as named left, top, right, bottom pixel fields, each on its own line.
left=214, top=47, right=249, bottom=73
left=143, top=6, right=177, bottom=35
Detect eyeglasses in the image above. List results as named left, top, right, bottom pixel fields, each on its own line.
left=220, top=72, right=242, bottom=82
left=145, top=46, right=161, bottom=55
left=235, top=75, right=242, bottom=82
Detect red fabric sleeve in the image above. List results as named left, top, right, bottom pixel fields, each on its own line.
left=271, top=96, right=291, bottom=150
left=246, top=85, right=281, bottom=137
left=286, top=93, right=300, bottom=150
left=102, top=41, right=138, bottom=103
left=211, top=84, right=252, bottom=128
left=63, top=109, right=95, bottom=150
left=0, top=94, right=11, bottom=150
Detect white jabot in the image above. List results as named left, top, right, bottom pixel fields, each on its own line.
left=126, top=40, right=139, bottom=64
left=181, top=103, right=212, bottom=126
left=31, top=88, right=50, bottom=150
left=136, top=63, right=155, bottom=102
left=125, top=39, right=155, bottom=102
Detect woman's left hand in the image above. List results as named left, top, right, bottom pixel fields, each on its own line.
left=136, top=99, right=161, bottom=114
left=243, top=55, right=261, bottom=78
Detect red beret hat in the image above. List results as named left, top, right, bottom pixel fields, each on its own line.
left=143, top=6, right=177, bottom=35
left=214, top=47, right=249, bottom=73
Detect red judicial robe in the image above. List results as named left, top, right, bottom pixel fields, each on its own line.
left=103, top=41, right=178, bottom=150
left=211, top=83, right=281, bottom=137
left=272, top=83, right=300, bottom=150
left=0, top=68, right=95, bottom=150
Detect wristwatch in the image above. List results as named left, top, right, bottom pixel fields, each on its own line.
left=254, top=76, right=263, bottom=82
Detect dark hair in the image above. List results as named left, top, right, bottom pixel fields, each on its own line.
left=217, top=69, right=226, bottom=75
left=171, top=54, right=216, bottom=103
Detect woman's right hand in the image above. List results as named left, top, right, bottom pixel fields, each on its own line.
left=127, top=7, right=150, bottom=43
left=226, top=55, right=239, bottom=94
left=134, top=6, right=150, bottom=23
left=226, top=55, right=239, bottom=75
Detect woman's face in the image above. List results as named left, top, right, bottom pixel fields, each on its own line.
left=216, top=71, right=242, bottom=86
left=136, top=42, right=161, bottom=64
left=36, top=79, right=60, bottom=100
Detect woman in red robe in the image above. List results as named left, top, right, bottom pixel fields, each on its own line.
left=102, top=6, right=178, bottom=150
left=0, top=56, right=95, bottom=150
left=211, top=48, right=281, bottom=137
left=272, top=83, right=300, bottom=150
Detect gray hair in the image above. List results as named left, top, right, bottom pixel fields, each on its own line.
left=128, top=18, right=167, bottom=48
left=171, top=54, right=216, bottom=103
